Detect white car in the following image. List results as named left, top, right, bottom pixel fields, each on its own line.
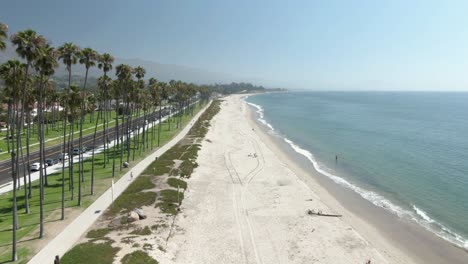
left=31, top=162, right=47, bottom=171
left=59, top=153, right=69, bottom=161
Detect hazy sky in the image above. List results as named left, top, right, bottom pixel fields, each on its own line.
left=2, top=0, right=468, bottom=90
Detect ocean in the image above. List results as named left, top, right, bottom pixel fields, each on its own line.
left=245, top=91, right=468, bottom=249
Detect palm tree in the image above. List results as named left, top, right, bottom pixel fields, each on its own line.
left=77, top=48, right=98, bottom=205
left=158, top=82, right=170, bottom=145
left=57, top=42, right=80, bottom=218
left=68, top=85, right=83, bottom=205
left=115, top=64, right=133, bottom=173
left=34, top=45, right=57, bottom=240
left=91, top=75, right=112, bottom=194
left=97, top=53, right=114, bottom=168
left=132, top=66, right=145, bottom=161
left=168, top=80, right=177, bottom=130
left=139, top=89, right=151, bottom=154
left=0, top=22, right=7, bottom=50
left=0, top=59, right=24, bottom=261
left=148, top=78, right=161, bottom=149
left=11, top=29, right=46, bottom=257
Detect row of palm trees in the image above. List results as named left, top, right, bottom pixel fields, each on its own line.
left=0, top=22, right=211, bottom=261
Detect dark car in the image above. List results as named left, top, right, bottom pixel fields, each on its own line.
left=45, top=158, right=57, bottom=166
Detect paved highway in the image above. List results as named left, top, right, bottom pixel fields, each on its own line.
left=0, top=107, right=173, bottom=185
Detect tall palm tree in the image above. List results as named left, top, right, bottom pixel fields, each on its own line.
left=168, top=80, right=177, bottom=130
left=34, top=45, right=57, bottom=239
left=0, top=59, right=24, bottom=261
left=132, top=66, right=145, bottom=161
left=77, top=48, right=98, bottom=205
left=115, top=64, right=133, bottom=173
left=91, top=75, right=112, bottom=194
left=57, top=42, right=80, bottom=218
left=97, top=53, right=114, bottom=168
left=68, top=85, right=83, bottom=205
left=10, top=29, right=46, bottom=257
left=148, top=78, right=161, bottom=149
left=139, top=89, right=151, bottom=154
left=0, top=22, right=7, bottom=50
left=158, top=81, right=169, bottom=145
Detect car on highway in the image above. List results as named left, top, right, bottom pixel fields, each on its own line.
left=31, top=162, right=47, bottom=171
left=73, top=147, right=88, bottom=155
left=45, top=158, right=58, bottom=166
left=59, top=153, right=69, bottom=161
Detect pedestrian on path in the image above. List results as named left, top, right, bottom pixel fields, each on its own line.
left=130, top=171, right=133, bottom=180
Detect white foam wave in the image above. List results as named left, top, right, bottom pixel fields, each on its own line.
left=283, top=137, right=468, bottom=248
left=412, top=205, right=435, bottom=223
left=243, top=96, right=467, bottom=248
left=245, top=101, right=275, bottom=131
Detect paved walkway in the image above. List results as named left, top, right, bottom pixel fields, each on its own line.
left=28, top=102, right=211, bottom=264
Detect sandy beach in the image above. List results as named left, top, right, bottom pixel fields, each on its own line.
left=166, top=95, right=414, bottom=264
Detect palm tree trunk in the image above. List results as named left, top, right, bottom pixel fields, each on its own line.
left=6, top=103, right=12, bottom=153
left=38, top=75, right=46, bottom=238
left=78, top=68, right=90, bottom=206
left=61, top=68, right=72, bottom=220
left=132, top=103, right=137, bottom=161
left=90, top=101, right=102, bottom=195
left=70, top=118, right=75, bottom=201
left=10, top=94, right=19, bottom=262
left=112, top=102, right=119, bottom=177
left=158, top=101, right=162, bottom=146
left=23, top=112, right=31, bottom=213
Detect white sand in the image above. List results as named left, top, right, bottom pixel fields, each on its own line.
left=167, top=95, right=415, bottom=264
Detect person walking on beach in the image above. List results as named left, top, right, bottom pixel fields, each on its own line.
left=335, top=154, right=338, bottom=163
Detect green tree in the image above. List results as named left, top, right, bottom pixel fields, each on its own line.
left=0, top=22, right=7, bottom=50
left=114, top=64, right=133, bottom=175
left=57, top=42, right=80, bottom=218
left=77, top=47, right=98, bottom=206
left=131, top=66, right=145, bottom=161
left=11, top=29, right=46, bottom=259
left=0, top=59, right=25, bottom=261
left=97, top=53, right=114, bottom=169
left=34, top=45, right=58, bottom=242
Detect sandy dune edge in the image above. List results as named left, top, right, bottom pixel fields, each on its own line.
left=165, top=95, right=414, bottom=264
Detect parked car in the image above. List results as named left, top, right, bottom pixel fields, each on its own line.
left=31, top=162, right=47, bottom=171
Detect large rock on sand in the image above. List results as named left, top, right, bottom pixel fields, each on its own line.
left=127, top=211, right=139, bottom=222
left=133, top=208, right=147, bottom=220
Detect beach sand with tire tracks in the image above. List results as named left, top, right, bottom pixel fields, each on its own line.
left=166, top=95, right=415, bottom=264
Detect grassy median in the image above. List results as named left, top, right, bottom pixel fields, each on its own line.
left=60, top=100, right=221, bottom=264
left=0, top=102, right=206, bottom=263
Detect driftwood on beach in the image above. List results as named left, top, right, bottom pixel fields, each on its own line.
left=307, top=209, right=342, bottom=217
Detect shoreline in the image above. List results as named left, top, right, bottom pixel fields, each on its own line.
left=243, top=94, right=468, bottom=263
left=170, top=95, right=402, bottom=263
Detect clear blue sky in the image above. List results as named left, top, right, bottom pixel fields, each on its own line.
left=2, top=0, right=468, bottom=90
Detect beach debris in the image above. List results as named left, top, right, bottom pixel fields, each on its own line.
left=127, top=211, right=140, bottom=222
left=305, top=198, right=313, bottom=201
left=133, top=208, right=147, bottom=220
left=307, top=209, right=342, bottom=217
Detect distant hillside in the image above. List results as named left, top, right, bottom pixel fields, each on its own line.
left=0, top=44, right=237, bottom=86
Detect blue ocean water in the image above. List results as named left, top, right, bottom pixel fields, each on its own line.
left=246, top=91, right=468, bottom=248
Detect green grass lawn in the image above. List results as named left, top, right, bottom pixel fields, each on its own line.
left=0, top=108, right=160, bottom=161
left=60, top=100, right=221, bottom=264
left=0, top=103, right=205, bottom=263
